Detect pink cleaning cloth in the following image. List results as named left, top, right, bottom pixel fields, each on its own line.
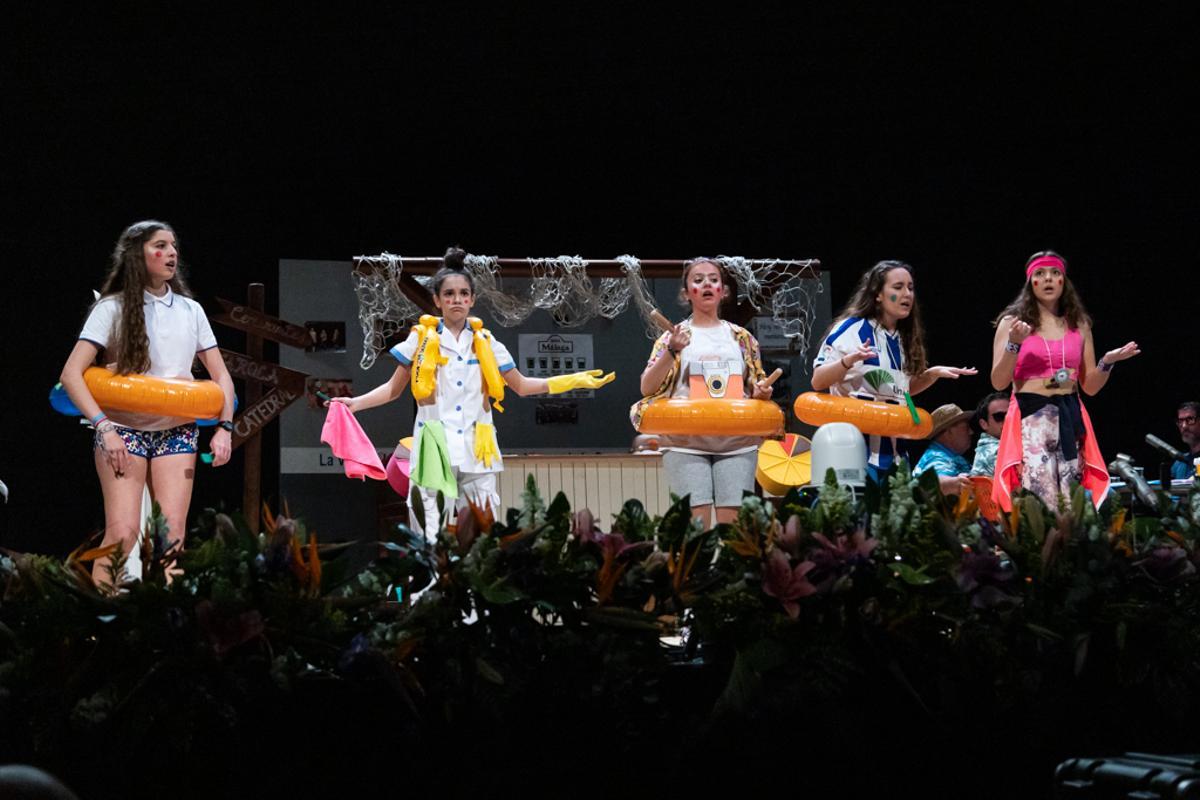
left=320, top=402, right=386, bottom=480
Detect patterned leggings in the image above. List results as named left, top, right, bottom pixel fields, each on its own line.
left=1020, top=404, right=1080, bottom=511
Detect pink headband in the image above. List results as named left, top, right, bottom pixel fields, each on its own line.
left=1025, top=254, right=1066, bottom=279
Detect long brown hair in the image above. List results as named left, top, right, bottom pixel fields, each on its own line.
left=826, top=260, right=927, bottom=375
left=96, top=220, right=194, bottom=374
left=992, top=250, right=1092, bottom=331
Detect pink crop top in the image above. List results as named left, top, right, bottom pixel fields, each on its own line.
left=1013, top=329, right=1083, bottom=381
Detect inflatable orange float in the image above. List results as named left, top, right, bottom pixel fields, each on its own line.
left=82, top=366, right=225, bottom=419
left=636, top=397, right=784, bottom=437
left=793, top=392, right=932, bottom=439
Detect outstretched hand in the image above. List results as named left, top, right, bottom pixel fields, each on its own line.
left=573, top=369, right=617, bottom=391
left=547, top=369, right=617, bottom=394
left=1103, top=341, right=1141, bottom=364
left=927, top=365, right=978, bottom=380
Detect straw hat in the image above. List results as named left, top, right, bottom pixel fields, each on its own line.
left=928, top=403, right=974, bottom=440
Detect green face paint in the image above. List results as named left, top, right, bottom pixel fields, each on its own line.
left=889, top=294, right=898, bottom=302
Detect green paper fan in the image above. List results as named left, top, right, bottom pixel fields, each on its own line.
left=862, top=368, right=893, bottom=393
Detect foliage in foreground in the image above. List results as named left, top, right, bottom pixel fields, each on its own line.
left=3, top=469, right=1200, bottom=796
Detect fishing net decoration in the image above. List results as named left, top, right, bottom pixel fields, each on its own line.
left=351, top=253, right=822, bottom=369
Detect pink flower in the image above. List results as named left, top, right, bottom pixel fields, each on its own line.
left=761, top=549, right=818, bottom=619
left=572, top=509, right=599, bottom=545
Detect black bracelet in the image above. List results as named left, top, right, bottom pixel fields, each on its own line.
left=218, top=420, right=235, bottom=432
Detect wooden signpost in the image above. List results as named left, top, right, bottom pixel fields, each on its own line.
left=211, top=286, right=311, bottom=534
left=219, top=349, right=307, bottom=449
left=211, top=297, right=313, bottom=349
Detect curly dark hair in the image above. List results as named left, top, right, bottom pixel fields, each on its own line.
left=96, top=220, right=193, bottom=374
left=826, top=260, right=927, bottom=375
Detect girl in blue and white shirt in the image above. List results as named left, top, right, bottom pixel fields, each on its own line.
left=812, top=260, right=976, bottom=482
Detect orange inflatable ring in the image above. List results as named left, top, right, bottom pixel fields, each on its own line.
left=84, top=366, right=225, bottom=419
left=793, top=391, right=932, bottom=439
left=756, top=434, right=812, bottom=495
left=636, top=398, right=784, bottom=437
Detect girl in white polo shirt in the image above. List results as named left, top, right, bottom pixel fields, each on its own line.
left=60, top=221, right=235, bottom=586
left=333, top=246, right=616, bottom=540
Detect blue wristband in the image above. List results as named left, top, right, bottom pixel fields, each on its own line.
left=90, top=412, right=108, bottom=425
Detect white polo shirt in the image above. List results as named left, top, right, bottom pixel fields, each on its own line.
left=390, top=320, right=515, bottom=474
left=78, top=287, right=220, bottom=430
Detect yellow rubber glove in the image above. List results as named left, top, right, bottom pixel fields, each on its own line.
left=473, top=422, right=500, bottom=468
left=546, top=369, right=617, bottom=394
left=410, top=315, right=449, bottom=402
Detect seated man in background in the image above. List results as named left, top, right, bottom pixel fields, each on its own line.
left=971, top=391, right=1009, bottom=478
left=1171, top=401, right=1200, bottom=479
left=915, top=404, right=974, bottom=495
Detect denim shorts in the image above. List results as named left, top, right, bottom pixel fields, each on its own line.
left=101, top=423, right=199, bottom=459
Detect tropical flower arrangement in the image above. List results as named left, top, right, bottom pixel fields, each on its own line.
left=2, top=467, right=1200, bottom=797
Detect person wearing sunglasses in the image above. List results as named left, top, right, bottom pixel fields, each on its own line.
left=971, top=391, right=1009, bottom=477
left=1170, top=401, right=1200, bottom=480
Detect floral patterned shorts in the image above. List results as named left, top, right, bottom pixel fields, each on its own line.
left=100, top=423, right=199, bottom=459
left=1019, top=404, right=1079, bottom=510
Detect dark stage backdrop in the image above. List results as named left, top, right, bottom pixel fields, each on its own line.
left=4, top=4, right=1197, bottom=554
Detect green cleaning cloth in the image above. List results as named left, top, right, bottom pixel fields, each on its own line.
left=410, top=420, right=457, bottom=499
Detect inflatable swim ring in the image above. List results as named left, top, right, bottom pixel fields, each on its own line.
left=636, top=397, right=784, bottom=437
left=61, top=367, right=225, bottom=419
left=793, top=392, right=932, bottom=439
left=50, top=379, right=236, bottom=425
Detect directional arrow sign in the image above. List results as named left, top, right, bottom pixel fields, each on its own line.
left=231, top=384, right=305, bottom=449
left=216, top=349, right=309, bottom=450
left=212, top=298, right=313, bottom=349
left=219, top=349, right=308, bottom=392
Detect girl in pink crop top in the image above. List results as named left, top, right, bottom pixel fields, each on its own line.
left=989, top=250, right=1141, bottom=513
left=1013, top=329, right=1083, bottom=383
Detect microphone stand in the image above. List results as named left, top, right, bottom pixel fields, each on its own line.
left=1109, top=454, right=1161, bottom=516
